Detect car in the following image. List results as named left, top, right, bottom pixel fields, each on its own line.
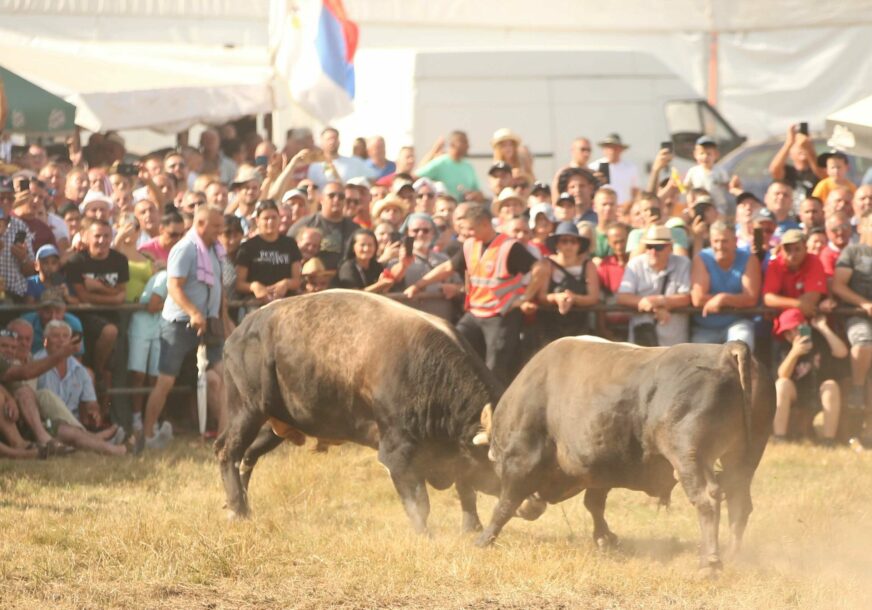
left=716, top=137, right=872, bottom=201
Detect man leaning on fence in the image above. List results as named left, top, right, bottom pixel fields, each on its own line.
left=616, top=225, right=691, bottom=347
left=832, top=212, right=872, bottom=420
left=690, top=221, right=761, bottom=349
left=142, top=205, right=229, bottom=451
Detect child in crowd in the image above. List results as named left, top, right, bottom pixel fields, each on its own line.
left=683, top=136, right=731, bottom=216
left=25, top=245, right=76, bottom=304
left=127, top=270, right=167, bottom=435
left=811, top=151, right=857, bottom=202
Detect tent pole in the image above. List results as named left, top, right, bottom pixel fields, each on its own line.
left=707, top=31, right=719, bottom=107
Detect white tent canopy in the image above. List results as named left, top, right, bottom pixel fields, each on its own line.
left=2, top=0, right=872, bottom=140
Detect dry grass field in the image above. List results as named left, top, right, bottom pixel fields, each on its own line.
left=1, top=437, right=871, bottom=609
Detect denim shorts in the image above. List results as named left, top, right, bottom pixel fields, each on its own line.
left=158, top=319, right=223, bottom=377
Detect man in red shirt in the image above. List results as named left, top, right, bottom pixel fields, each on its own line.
left=818, top=210, right=852, bottom=278
left=596, top=221, right=631, bottom=340
left=763, top=229, right=828, bottom=329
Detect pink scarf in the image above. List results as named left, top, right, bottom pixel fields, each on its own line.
left=188, top=229, right=225, bottom=287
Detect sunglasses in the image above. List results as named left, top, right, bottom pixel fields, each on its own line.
left=417, top=192, right=435, bottom=199
left=166, top=231, right=184, bottom=239
left=645, top=243, right=668, bottom=252
left=513, top=183, right=530, bottom=190
left=326, top=192, right=346, bottom=201
left=578, top=147, right=592, bottom=152
left=556, top=200, right=574, bottom=207
left=409, top=227, right=432, bottom=234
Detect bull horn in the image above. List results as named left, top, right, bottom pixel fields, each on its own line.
left=480, top=403, right=493, bottom=434
left=472, top=432, right=490, bottom=446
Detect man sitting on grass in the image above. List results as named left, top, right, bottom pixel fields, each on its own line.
left=34, top=320, right=127, bottom=455
left=0, top=328, right=81, bottom=457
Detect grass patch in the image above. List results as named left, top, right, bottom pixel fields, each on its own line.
left=1, top=439, right=871, bottom=608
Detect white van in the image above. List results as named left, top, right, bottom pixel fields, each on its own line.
left=334, top=48, right=744, bottom=192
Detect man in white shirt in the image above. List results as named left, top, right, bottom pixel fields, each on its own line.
left=589, top=133, right=640, bottom=205
left=307, top=127, right=374, bottom=188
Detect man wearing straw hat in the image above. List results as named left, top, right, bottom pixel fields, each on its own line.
left=588, top=133, right=640, bottom=204
left=617, top=225, right=691, bottom=346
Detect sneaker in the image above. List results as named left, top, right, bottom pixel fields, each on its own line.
left=152, top=421, right=173, bottom=438
left=109, top=426, right=126, bottom=446
left=847, top=385, right=866, bottom=411
left=144, top=432, right=170, bottom=451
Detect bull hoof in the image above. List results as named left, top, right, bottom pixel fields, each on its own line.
left=695, top=565, right=722, bottom=580
left=462, top=517, right=483, bottom=534
left=475, top=532, right=495, bottom=548
left=696, top=557, right=723, bottom=580
left=595, top=531, right=619, bottom=550
left=226, top=509, right=249, bottom=522
left=516, top=496, right=548, bottom=521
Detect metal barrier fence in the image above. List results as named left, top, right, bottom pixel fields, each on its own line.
left=6, top=293, right=861, bottom=429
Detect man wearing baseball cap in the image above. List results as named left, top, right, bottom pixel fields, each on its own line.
left=763, top=229, right=829, bottom=327
left=617, top=225, right=691, bottom=346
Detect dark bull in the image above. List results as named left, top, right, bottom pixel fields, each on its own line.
left=473, top=337, right=774, bottom=575
left=215, top=290, right=501, bottom=533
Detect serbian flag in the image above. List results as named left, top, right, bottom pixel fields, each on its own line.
left=288, top=0, right=358, bottom=123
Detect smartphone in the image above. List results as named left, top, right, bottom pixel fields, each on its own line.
left=798, top=324, right=812, bottom=339
left=798, top=122, right=809, bottom=136
left=692, top=203, right=708, bottom=221
left=660, top=141, right=673, bottom=153
left=649, top=207, right=662, bottom=220
left=254, top=155, right=269, bottom=167
left=403, top=235, right=415, bottom=255
left=598, top=162, right=610, bottom=184
left=13, top=230, right=27, bottom=244
left=753, top=227, right=765, bottom=257
left=389, top=231, right=403, bottom=243
left=14, top=178, right=30, bottom=192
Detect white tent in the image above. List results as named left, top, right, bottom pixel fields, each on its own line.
left=0, top=2, right=279, bottom=134
left=2, top=0, right=872, bottom=141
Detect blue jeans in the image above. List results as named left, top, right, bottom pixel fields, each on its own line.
left=691, top=319, right=755, bottom=351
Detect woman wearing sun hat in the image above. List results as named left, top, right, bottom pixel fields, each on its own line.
left=536, top=221, right=599, bottom=344
left=491, top=128, right=534, bottom=176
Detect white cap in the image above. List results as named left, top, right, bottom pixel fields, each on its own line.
left=528, top=202, right=556, bottom=230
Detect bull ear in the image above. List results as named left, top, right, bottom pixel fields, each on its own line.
left=472, top=432, right=490, bottom=446
left=480, top=403, right=493, bottom=433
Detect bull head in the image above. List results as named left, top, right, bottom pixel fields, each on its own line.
left=472, top=403, right=493, bottom=446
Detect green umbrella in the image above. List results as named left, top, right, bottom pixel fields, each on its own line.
left=1, top=65, right=76, bottom=135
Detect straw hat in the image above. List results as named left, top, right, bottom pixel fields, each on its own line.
left=372, top=194, right=410, bottom=220
left=491, top=128, right=522, bottom=148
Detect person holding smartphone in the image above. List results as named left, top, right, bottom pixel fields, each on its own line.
left=0, top=191, right=35, bottom=302
left=772, top=309, right=846, bottom=444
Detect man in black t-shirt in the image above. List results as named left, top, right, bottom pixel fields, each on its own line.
left=64, top=219, right=129, bottom=398
left=235, top=199, right=303, bottom=303
left=288, top=181, right=360, bottom=270
left=405, top=204, right=548, bottom=385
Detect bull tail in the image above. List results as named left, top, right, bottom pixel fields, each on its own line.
left=728, top=342, right=753, bottom=461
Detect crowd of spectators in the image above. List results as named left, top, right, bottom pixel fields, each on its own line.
left=0, top=119, right=871, bottom=458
